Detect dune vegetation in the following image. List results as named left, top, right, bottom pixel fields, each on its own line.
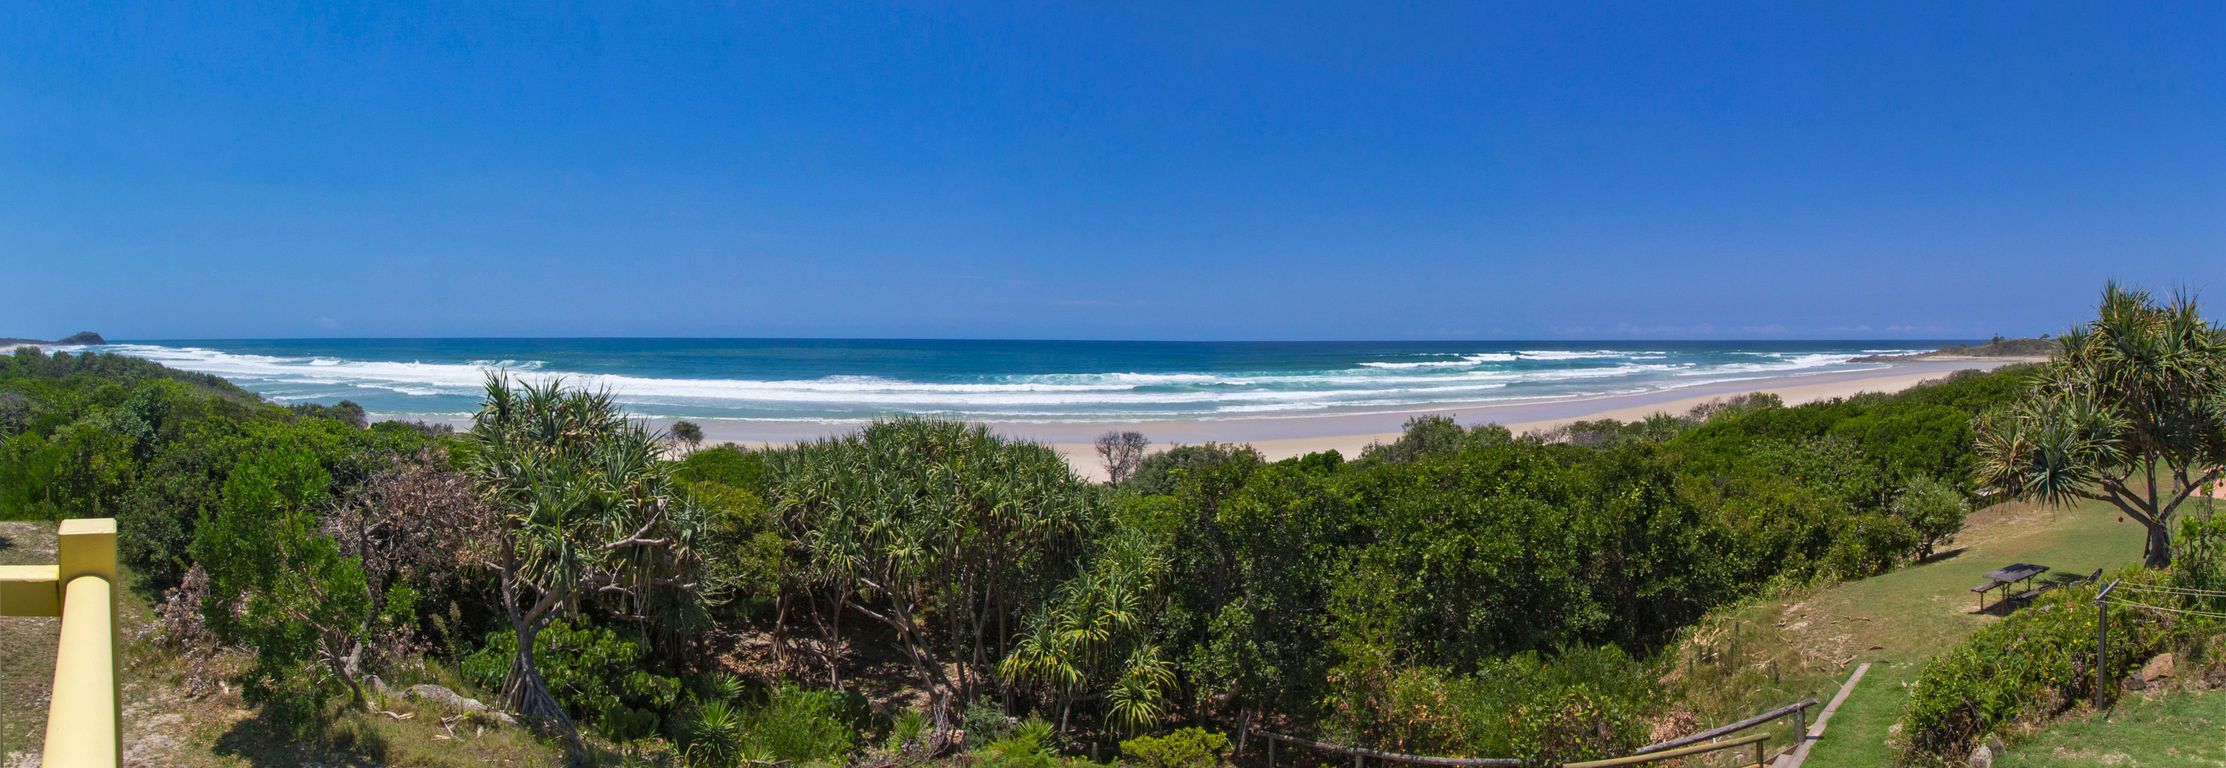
left=0, top=284, right=2219, bottom=767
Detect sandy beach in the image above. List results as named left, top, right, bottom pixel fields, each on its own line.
left=667, top=357, right=2041, bottom=480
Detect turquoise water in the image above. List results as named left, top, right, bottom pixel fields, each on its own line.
left=101, top=339, right=1943, bottom=422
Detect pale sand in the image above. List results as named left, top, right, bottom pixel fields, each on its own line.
left=664, top=358, right=2042, bottom=482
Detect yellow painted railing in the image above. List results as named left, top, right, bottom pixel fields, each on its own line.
left=0, top=518, right=120, bottom=768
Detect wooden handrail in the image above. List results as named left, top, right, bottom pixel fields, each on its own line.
left=1631, top=697, right=1817, bottom=754
left=1248, top=729, right=1524, bottom=766
left=1251, top=698, right=1812, bottom=768
left=0, top=519, right=120, bottom=768
left=1564, top=733, right=1770, bottom=768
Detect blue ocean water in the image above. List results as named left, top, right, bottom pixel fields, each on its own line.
left=100, top=339, right=1944, bottom=423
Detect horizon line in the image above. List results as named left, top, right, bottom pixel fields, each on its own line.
left=100, top=335, right=2001, bottom=346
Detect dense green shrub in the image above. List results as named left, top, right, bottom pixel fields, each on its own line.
left=678, top=698, right=749, bottom=767
left=975, top=719, right=1077, bottom=768
left=742, top=685, right=861, bottom=763
left=463, top=620, right=681, bottom=742
left=767, top=417, right=1102, bottom=725
left=2172, top=513, right=2226, bottom=593
left=1894, top=475, right=1968, bottom=562
left=1321, top=644, right=1649, bottom=763
left=190, top=445, right=420, bottom=730
left=687, top=480, right=784, bottom=615
left=674, top=444, right=772, bottom=491
left=960, top=695, right=1020, bottom=743
left=674, top=681, right=861, bottom=767
left=1120, top=442, right=1263, bottom=497
left=1119, top=727, right=1228, bottom=768
left=1897, top=573, right=2184, bottom=763
left=1825, top=513, right=1920, bottom=578
left=1358, top=415, right=1513, bottom=463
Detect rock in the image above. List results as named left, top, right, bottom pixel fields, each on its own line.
left=52, top=332, right=105, bottom=345
left=1986, top=736, right=2006, bottom=756
left=405, top=683, right=517, bottom=725
left=1969, top=743, right=1994, bottom=768
left=2142, top=652, right=2176, bottom=682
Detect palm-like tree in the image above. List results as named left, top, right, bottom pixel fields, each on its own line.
left=462, top=374, right=707, bottom=747
left=1976, top=283, right=2226, bottom=567
left=767, top=417, right=1098, bottom=730
left=1000, top=529, right=1174, bottom=735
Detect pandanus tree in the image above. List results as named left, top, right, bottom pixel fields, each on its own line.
left=1001, top=528, right=1177, bottom=735
left=462, top=375, right=707, bottom=746
left=1976, top=283, right=2226, bottom=567
left=767, top=417, right=1099, bottom=730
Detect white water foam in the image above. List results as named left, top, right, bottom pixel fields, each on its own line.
left=101, top=343, right=1890, bottom=419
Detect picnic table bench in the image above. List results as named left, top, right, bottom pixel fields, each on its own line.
left=1971, top=563, right=2050, bottom=610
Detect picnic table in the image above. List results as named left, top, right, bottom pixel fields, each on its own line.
left=1971, top=563, right=2050, bottom=610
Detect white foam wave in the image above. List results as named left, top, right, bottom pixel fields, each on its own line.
left=101, top=343, right=1881, bottom=419
left=1358, top=352, right=1523, bottom=369
left=1515, top=349, right=1629, bottom=360
left=1673, top=353, right=1864, bottom=376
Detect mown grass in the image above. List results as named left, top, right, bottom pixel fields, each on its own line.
left=1663, top=500, right=2146, bottom=768
left=1997, top=688, right=2226, bottom=767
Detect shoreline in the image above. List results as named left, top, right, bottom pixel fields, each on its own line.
left=381, top=358, right=2039, bottom=480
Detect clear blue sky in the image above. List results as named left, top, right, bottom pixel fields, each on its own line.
left=3, top=2, right=2220, bottom=341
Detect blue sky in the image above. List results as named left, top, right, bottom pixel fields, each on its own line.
left=2, top=2, right=2221, bottom=341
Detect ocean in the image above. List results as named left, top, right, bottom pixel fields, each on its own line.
left=96, top=339, right=1943, bottom=424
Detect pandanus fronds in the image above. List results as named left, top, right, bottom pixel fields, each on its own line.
left=1973, top=282, right=2226, bottom=567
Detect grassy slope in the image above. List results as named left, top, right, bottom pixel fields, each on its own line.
left=1756, top=501, right=2144, bottom=767
left=1998, top=689, right=2226, bottom=767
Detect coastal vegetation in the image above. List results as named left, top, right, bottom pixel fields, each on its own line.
left=0, top=331, right=106, bottom=347
left=1976, top=283, right=2226, bottom=567
left=1, top=285, right=2220, bottom=766
left=0, top=347, right=2023, bottom=765
left=1851, top=336, right=2057, bottom=362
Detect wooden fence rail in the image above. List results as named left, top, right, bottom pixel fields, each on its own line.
left=0, top=518, right=121, bottom=768
left=1250, top=697, right=1816, bottom=768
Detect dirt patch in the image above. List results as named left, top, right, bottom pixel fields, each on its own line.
left=0, top=522, right=60, bottom=763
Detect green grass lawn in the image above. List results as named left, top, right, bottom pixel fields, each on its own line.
left=1997, top=689, right=2226, bottom=767
left=1690, top=500, right=2149, bottom=768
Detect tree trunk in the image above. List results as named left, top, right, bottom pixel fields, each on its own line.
left=502, top=623, right=583, bottom=756
left=2147, top=521, right=2173, bottom=568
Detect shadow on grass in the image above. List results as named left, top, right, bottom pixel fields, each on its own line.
left=212, top=709, right=392, bottom=768
left=1917, top=547, right=1968, bottom=565
left=1973, top=574, right=2097, bottom=617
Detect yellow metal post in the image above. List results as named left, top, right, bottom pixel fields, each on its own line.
left=0, top=564, right=60, bottom=616
left=44, top=518, right=120, bottom=768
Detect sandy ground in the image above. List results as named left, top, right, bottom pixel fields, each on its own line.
left=642, top=358, right=2040, bottom=481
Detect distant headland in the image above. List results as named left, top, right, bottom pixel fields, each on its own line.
left=0, top=331, right=106, bottom=347
left=1850, top=335, right=2055, bottom=362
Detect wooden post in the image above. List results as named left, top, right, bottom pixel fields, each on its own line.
left=1237, top=712, right=1250, bottom=758
left=2095, top=579, right=2120, bottom=712
left=47, top=518, right=120, bottom=768
left=1268, top=735, right=1276, bottom=768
